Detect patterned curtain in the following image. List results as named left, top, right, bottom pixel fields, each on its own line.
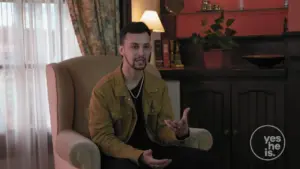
left=67, top=0, right=120, bottom=56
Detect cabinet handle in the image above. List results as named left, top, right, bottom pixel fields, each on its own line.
left=224, top=129, right=230, bottom=135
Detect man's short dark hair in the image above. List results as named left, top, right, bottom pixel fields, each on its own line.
left=120, top=22, right=151, bottom=45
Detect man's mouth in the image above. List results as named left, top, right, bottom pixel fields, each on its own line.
left=135, top=58, right=145, bottom=62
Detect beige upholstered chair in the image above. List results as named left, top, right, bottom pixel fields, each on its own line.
left=46, top=55, right=213, bottom=169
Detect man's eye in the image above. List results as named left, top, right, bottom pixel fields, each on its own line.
left=144, top=45, right=150, bottom=49
left=132, top=46, right=139, bottom=49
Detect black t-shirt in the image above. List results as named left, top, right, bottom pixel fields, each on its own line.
left=126, top=77, right=154, bottom=149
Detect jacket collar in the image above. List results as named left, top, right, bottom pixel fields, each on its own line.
left=113, top=63, right=159, bottom=96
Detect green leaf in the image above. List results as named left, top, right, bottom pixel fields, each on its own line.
left=204, top=29, right=212, bottom=35
left=211, top=24, right=223, bottom=32
left=214, top=11, right=224, bottom=24
left=226, top=19, right=235, bottom=27
left=225, top=28, right=237, bottom=36
left=207, top=32, right=218, bottom=39
left=215, top=17, right=224, bottom=25
left=215, top=30, right=224, bottom=36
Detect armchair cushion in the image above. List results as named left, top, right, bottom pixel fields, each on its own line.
left=183, top=128, right=213, bottom=151
left=55, top=130, right=101, bottom=169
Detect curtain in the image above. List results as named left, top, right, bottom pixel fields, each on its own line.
left=67, top=0, right=120, bottom=56
left=0, top=0, right=81, bottom=169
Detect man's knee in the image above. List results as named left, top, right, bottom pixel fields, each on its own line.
left=194, top=149, right=216, bottom=168
left=101, top=156, right=139, bottom=169
left=181, top=147, right=215, bottom=166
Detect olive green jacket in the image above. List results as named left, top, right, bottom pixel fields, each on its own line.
left=88, top=65, right=186, bottom=164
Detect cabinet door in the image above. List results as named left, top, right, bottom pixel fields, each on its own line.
left=231, top=82, right=285, bottom=169
left=181, top=81, right=231, bottom=169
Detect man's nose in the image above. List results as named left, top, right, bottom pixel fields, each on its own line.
left=138, top=47, right=144, bottom=55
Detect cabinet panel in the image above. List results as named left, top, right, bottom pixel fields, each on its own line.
left=181, top=81, right=231, bottom=169
left=231, top=82, right=285, bottom=169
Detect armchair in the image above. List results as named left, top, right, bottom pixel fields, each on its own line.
left=46, top=55, right=213, bottom=169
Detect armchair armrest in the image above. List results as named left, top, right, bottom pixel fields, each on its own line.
left=183, top=128, right=213, bottom=151
left=55, top=130, right=101, bottom=169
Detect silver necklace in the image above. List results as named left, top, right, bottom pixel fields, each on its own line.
left=128, top=75, right=144, bottom=99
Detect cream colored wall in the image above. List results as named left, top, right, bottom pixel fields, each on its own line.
left=131, top=0, right=160, bottom=21
left=166, top=81, right=181, bottom=120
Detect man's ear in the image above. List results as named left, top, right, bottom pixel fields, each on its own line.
left=119, top=45, right=124, bottom=56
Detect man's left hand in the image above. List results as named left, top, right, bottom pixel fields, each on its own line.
left=164, top=107, right=190, bottom=138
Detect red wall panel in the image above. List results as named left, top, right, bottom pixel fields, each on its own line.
left=288, top=0, right=300, bottom=31
left=182, top=0, right=241, bottom=11
left=176, top=0, right=288, bottom=38
left=181, top=0, right=286, bottom=12
left=244, top=0, right=285, bottom=9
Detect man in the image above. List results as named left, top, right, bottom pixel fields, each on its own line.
left=88, top=22, right=214, bottom=169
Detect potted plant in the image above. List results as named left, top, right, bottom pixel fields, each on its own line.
left=190, top=11, right=239, bottom=68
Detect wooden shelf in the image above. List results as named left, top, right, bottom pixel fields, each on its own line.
left=174, top=7, right=288, bottom=15
left=159, top=67, right=286, bottom=80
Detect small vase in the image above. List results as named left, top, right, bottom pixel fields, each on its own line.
left=204, top=49, right=232, bottom=69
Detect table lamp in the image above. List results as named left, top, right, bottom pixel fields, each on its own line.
left=140, top=10, right=165, bottom=66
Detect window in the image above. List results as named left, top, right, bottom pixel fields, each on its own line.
left=0, top=1, right=81, bottom=133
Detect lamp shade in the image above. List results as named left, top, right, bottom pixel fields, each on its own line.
left=140, top=10, right=165, bottom=32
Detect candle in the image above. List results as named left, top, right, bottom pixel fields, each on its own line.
left=284, top=0, right=288, bottom=8
left=239, top=0, right=244, bottom=10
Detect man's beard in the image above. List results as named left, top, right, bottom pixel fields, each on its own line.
left=124, top=55, right=147, bottom=70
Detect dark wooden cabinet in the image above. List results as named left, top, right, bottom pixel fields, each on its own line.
left=231, top=82, right=285, bottom=169
left=181, top=81, right=231, bottom=169
left=181, top=81, right=286, bottom=169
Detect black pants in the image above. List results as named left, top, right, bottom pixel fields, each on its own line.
left=101, top=143, right=215, bottom=169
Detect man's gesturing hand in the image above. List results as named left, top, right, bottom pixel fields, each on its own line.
left=164, top=107, right=190, bottom=138
left=141, top=149, right=171, bottom=169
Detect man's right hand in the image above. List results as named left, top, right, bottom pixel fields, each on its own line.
left=141, top=149, right=172, bottom=168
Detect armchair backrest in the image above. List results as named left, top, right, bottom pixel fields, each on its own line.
left=46, top=55, right=161, bottom=139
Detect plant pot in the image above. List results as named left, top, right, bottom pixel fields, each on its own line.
left=204, top=49, right=232, bottom=69
left=179, top=40, right=204, bottom=68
